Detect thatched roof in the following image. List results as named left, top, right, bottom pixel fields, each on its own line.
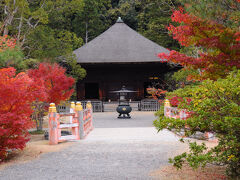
left=73, top=17, right=169, bottom=63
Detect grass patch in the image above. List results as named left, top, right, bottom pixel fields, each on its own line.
left=29, top=130, right=45, bottom=135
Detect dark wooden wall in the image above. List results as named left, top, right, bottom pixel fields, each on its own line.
left=77, top=62, right=176, bottom=101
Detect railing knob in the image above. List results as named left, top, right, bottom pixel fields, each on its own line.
left=49, top=103, right=56, bottom=112
left=86, top=101, right=92, bottom=109
left=70, top=101, right=76, bottom=110
left=76, top=102, right=83, bottom=111
left=164, top=99, right=171, bottom=107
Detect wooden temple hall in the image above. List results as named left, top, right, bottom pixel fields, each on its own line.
left=74, top=17, right=175, bottom=101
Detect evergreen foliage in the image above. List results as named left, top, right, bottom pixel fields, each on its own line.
left=154, top=70, right=240, bottom=177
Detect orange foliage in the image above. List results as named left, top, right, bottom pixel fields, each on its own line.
left=0, top=35, right=16, bottom=52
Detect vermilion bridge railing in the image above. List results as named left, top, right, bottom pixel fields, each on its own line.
left=164, top=99, right=216, bottom=141
left=48, top=101, right=93, bottom=145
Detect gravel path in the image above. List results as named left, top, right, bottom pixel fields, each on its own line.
left=0, top=112, right=187, bottom=180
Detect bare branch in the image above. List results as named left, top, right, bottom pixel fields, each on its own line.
left=33, top=20, right=40, bottom=29
left=4, top=5, right=8, bottom=15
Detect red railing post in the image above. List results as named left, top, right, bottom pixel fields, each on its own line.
left=48, top=103, right=59, bottom=145
left=164, top=99, right=171, bottom=118
left=48, top=101, right=94, bottom=144
left=86, top=101, right=93, bottom=131
left=76, top=102, right=84, bottom=139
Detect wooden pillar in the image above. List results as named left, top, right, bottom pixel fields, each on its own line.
left=77, top=82, right=85, bottom=100
left=137, top=81, right=144, bottom=99
left=101, top=82, right=107, bottom=101
left=99, top=82, right=103, bottom=100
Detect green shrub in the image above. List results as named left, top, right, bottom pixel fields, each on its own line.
left=154, top=70, right=240, bottom=177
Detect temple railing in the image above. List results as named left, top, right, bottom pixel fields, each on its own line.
left=138, top=100, right=160, bottom=111
left=57, top=100, right=161, bottom=112
left=81, top=101, right=103, bottom=112
left=164, top=106, right=191, bottom=120
left=163, top=99, right=216, bottom=141
left=48, top=101, right=93, bottom=145
left=57, top=101, right=103, bottom=113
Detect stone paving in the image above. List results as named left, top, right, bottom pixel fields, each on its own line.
left=0, top=112, right=187, bottom=180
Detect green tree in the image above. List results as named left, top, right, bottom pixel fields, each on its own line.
left=46, top=0, right=84, bottom=31
left=58, top=54, right=87, bottom=100
left=57, top=54, right=86, bottom=83
left=72, top=0, right=111, bottom=43
left=0, top=0, right=85, bottom=59
left=107, top=0, right=181, bottom=50
left=26, top=25, right=83, bottom=59
left=0, top=46, right=45, bottom=73
left=154, top=70, right=240, bottom=177
left=0, top=0, right=48, bottom=46
left=25, top=0, right=85, bottom=59
left=137, top=0, right=181, bottom=50
left=0, top=48, right=25, bottom=70
left=179, top=0, right=240, bottom=29
left=107, top=0, right=138, bottom=29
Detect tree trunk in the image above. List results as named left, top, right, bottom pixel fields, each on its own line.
left=3, top=4, right=18, bottom=36
left=17, top=13, right=23, bottom=41
left=36, top=111, right=44, bottom=131
left=3, top=15, right=13, bottom=36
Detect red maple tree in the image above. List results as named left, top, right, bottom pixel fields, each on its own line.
left=158, top=7, right=240, bottom=80
left=28, top=63, right=75, bottom=105
left=0, top=63, right=75, bottom=160
left=28, top=63, right=75, bottom=130
left=0, top=67, right=43, bottom=160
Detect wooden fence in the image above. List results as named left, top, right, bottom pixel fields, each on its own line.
left=48, top=101, right=93, bottom=145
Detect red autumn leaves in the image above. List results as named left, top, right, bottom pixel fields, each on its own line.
left=28, top=63, right=75, bottom=105
left=0, top=68, right=37, bottom=160
left=158, top=8, right=240, bottom=80
left=0, top=35, right=16, bottom=52
left=0, top=63, right=74, bottom=161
